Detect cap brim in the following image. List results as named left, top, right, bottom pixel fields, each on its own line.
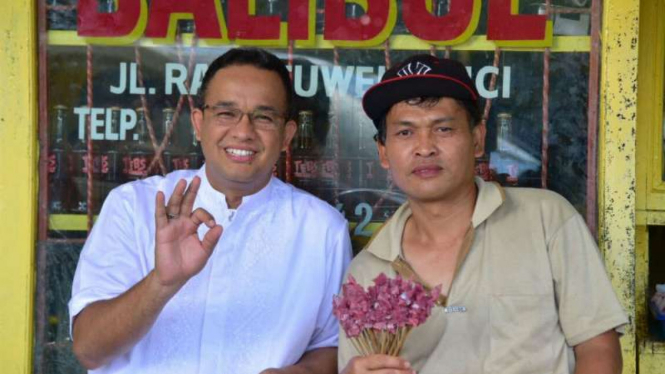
left=362, top=75, right=478, bottom=124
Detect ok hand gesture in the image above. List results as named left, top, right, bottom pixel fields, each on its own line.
left=154, top=176, right=223, bottom=289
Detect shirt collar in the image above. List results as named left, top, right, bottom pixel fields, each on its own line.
left=366, top=177, right=505, bottom=262
left=471, top=177, right=505, bottom=228
left=196, top=164, right=276, bottom=212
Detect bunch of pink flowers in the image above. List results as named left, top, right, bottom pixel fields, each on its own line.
left=333, top=273, right=441, bottom=356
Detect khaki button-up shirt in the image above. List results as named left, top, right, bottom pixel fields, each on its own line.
left=338, top=178, right=627, bottom=374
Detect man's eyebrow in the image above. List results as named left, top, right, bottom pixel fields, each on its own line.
left=391, top=116, right=456, bottom=127
left=253, top=105, right=282, bottom=113
left=208, top=102, right=281, bottom=113
left=431, top=116, right=456, bottom=124
left=209, top=101, right=237, bottom=108
left=391, top=120, right=416, bottom=127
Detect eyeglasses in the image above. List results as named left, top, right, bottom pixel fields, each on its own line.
left=202, top=104, right=286, bottom=130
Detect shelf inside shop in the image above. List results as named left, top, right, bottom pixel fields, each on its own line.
left=49, top=214, right=98, bottom=232
left=47, top=31, right=591, bottom=53
left=47, top=213, right=384, bottom=233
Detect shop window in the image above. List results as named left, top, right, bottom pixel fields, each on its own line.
left=36, top=1, right=599, bottom=372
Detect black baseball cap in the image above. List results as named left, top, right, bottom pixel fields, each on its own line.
left=362, top=54, right=479, bottom=125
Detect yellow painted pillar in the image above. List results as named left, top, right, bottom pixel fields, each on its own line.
left=598, top=0, right=639, bottom=372
left=0, top=0, right=38, bottom=372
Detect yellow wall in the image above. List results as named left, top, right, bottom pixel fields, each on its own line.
left=598, top=0, right=640, bottom=372
left=0, top=0, right=38, bottom=373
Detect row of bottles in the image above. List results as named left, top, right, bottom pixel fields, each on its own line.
left=292, top=108, right=524, bottom=190
left=47, top=105, right=203, bottom=214
left=48, top=105, right=523, bottom=214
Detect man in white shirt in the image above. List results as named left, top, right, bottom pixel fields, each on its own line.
left=69, top=48, right=352, bottom=374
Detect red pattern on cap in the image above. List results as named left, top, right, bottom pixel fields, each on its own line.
left=367, top=73, right=478, bottom=101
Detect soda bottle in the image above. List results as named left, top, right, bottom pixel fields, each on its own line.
left=494, top=112, right=519, bottom=186
left=296, top=110, right=314, bottom=152
left=496, top=112, right=512, bottom=152
left=122, top=107, right=152, bottom=181
left=97, top=107, right=122, bottom=209
left=187, top=123, right=204, bottom=169
left=47, top=105, right=71, bottom=213
left=162, top=108, right=190, bottom=172
left=162, top=108, right=176, bottom=173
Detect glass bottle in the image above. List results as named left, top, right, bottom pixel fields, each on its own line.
left=48, top=105, right=71, bottom=213
left=187, top=123, right=204, bottom=169
left=98, top=107, right=122, bottom=206
left=496, top=112, right=512, bottom=152
left=122, top=108, right=152, bottom=181
left=162, top=108, right=177, bottom=173
left=296, top=110, right=314, bottom=152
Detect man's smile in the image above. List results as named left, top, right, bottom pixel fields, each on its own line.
left=225, top=147, right=257, bottom=162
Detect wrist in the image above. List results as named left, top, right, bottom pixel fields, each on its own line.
left=146, top=270, right=184, bottom=300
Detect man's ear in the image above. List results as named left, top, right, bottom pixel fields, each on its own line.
left=282, top=120, right=297, bottom=151
left=377, top=140, right=390, bottom=170
left=191, top=108, right=204, bottom=141
left=472, top=122, right=487, bottom=158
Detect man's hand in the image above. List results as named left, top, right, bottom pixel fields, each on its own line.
left=72, top=177, right=224, bottom=369
left=154, top=176, right=223, bottom=288
left=341, top=355, right=415, bottom=374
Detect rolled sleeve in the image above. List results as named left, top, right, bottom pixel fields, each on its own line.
left=68, top=187, right=147, bottom=337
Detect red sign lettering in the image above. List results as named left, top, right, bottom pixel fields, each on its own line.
left=487, top=0, right=551, bottom=46
left=145, top=0, right=227, bottom=40
left=78, top=0, right=144, bottom=38
left=402, top=0, right=479, bottom=44
left=227, top=0, right=281, bottom=41
left=76, top=0, right=553, bottom=47
left=324, top=0, right=396, bottom=46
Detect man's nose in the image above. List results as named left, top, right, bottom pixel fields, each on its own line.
left=415, top=132, right=437, bottom=157
left=231, top=113, right=257, bottom=139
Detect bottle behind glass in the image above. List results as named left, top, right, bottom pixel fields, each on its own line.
left=296, top=110, right=314, bottom=152
left=122, top=107, right=152, bottom=181
left=48, top=105, right=71, bottom=213
left=71, top=112, right=93, bottom=214
left=187, top=122, right=204, bottom=170
left=161, top=108, right=181, bottom=173
left=98, top=107, right=122, bottom=207
left=496, top=112, right=512, bottom=152
left=494, top=112, right=519, bottom=186
left=294, top=110, right=317, bottom=192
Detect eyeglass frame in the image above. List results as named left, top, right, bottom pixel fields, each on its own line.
left=200, top=103, right=289, bottom=130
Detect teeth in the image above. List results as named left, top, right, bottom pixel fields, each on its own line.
left=226, top=148, right=255, bottom=157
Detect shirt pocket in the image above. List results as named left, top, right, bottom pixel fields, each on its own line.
left=487, top=294, right=563, bottom=374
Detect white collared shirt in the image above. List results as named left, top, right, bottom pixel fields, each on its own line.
left=69, top=166, right=352, bottom=374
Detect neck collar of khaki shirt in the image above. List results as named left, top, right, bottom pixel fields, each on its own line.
left=365, top=177, right=506, bottom=304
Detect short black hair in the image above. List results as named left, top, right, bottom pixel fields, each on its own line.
left=373, top=97, right=481, bottom=145
left=198, top=48, right=294, bottom=120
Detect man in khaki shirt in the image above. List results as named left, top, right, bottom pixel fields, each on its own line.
left=338, top=55, right=628, bottom=374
